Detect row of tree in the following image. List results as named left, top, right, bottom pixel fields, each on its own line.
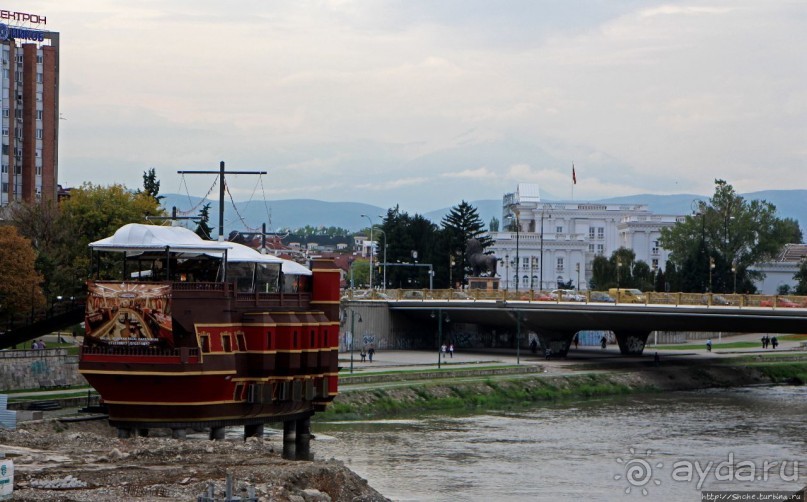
left=353, top=201, right=493, bottom=289
left=1, top=174, right=805, bottom=321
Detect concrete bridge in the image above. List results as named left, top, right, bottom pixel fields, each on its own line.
left=341, top=290, right=807, bottom=357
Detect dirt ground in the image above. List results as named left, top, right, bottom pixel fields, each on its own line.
left=0, top=418, right=388, bottom=501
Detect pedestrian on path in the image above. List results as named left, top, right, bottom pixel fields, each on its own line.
left=771, top=336, right=779, bottom=349
left=573, top=333, right=579, bottom=350
left=761, top=335, right=769, bottom=349
left=706, top=338, right=713, bottom=352
left=360, top=348, right=367, bottom=362
left=441, top=344, right=447, bottom=358
left=368, top=347, right=375, bottom=362
left=448, top=343, right=454, bottom=358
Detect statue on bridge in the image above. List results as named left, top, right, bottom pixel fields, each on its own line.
left=466, top=238, right=498, bottom=277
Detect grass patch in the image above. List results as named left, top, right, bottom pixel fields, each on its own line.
left=653, top=342, right=759, bottom=351
left=780, top=334, right=807, bottom=341
left=318, top=373, right=651, bottom=421
left=750, top=362, right=807, bottom=383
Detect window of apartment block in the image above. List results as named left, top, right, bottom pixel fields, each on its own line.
left=2, top=109, right=7, bottom=118
left=652, top=259, right=659, bottom=270
left=2, top=129, right=6, bottom=136
left=36, top=129, right=42, bottom=139
left=557, top=257, right=564, bottom=271
left=36, top=110, right=42, bottom=120
left=597, top=227, right=605, bottom=239
left=597, top=244, right=604, bottom=255
left=589, top=228, right=595, bottom=239
left=36, top=165, right=41, bottom=175
left=1, top=164, right=7, bottom=173
left=36, top=55, right=43, bottom=63
left=589, top=244, right=595, bottom=253
left=556, top=226, right=563, bottom=233
left=1, top=182, right=7, bottom=193
left=36, top=73, right=42, bottom=83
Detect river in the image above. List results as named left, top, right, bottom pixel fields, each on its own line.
left=311, top=385, right=807, bottom=501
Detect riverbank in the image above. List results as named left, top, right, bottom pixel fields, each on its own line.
left=321, top=355, right=807, bottom=420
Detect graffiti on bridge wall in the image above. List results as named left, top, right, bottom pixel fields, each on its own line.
left=30, top=359, right=49, bottom=375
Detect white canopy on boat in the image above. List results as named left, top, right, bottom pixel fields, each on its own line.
left=90, top=224, right=312, bottom=276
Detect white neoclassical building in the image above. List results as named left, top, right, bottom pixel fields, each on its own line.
left=488, top=183, right=682, bottom=291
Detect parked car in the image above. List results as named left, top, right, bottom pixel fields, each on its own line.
left=608, top=288, right=646, bottom=303
left=589, top=291, right=615, bottom=303
left=760, top=298, right=802, bottom=308
left=701, top=294, right=731, bottom=305
left=550, top=289, right=586, bottom=302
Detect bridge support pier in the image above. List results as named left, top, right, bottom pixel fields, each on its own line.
left=613, top=330, right=651, bottom=356
left=534, top=330, right=575, bottom=357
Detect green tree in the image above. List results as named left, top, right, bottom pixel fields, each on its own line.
left=139, top=168, right=163, bottom=201
left=55, top=183, right=164, bottom=295
left=794, top=261, right=807, bottom=295
left=441, top=201, right=490, bottom=286
left=660, top=179, right=798, bottom=293
left=0, top=226, right=45, bottom=318
left=195, top=203, right=214, bottom=240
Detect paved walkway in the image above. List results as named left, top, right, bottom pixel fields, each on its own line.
left=340, top=332, right=807, bottom=375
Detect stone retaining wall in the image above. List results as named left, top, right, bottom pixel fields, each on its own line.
left=0, top=349, right=83, bottom=391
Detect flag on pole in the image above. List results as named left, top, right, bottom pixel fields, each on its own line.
left=572, top=164, right=577, bottom=185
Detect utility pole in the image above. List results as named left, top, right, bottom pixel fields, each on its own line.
left=178, top=161, right=267, bottom=241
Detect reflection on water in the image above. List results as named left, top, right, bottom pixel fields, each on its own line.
left=311, top=386, right=807, bottom=501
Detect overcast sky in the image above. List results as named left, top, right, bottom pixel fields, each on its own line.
left=34, top=0, right=807, bottom=213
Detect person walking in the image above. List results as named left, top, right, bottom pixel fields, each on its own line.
left=771, top=336, right=779, bottom=349
left=600, top=335, right=607, bottom=349
left=573, top=333, right=579, bottom=350
left=448, top=343, right=454, bottom=358
left=368, top=347, right=375, bottom=362
left=706, top=338, right=713, bottom=352
left=441, top=343, right=447, bottom=359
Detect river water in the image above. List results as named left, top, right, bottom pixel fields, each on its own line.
left=310, top=385, right=807, bottom=501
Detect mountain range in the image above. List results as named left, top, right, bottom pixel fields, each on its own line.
left=160, top=190, right=807, bottom=236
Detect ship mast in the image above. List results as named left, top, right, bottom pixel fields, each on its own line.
left=177, top=161, right=267, bottom=241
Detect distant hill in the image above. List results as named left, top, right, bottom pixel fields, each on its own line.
left=161, top=189, right=807, bottom=236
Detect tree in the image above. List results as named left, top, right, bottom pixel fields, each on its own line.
left=794, top=261, right=807, bottom=295
left=441, top=201, right=491, bottom=286
left=0, top=226, right=45, bottom=318
left=195, top=203, right=214, bottom=240
left=140, top=168, right=163, bottom=201
left=660, top=180, right=798, bottom=293
left=50, top=183, right=164, bottom=297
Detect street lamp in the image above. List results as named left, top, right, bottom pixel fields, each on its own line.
left=709, top=256, right=716, bottom=293
left=575, top=263, right=580, bottom=291
left=616, top=258, right=623, bottom=295
left=361, top=214, right=375, bottom=290
left=431, top=310, right=450, bottom=369
left=539, top=206, right=549, bottom=292
left=731, top=261, right=737, bottom=294
left=373, top=226, right=387, bottom=290
left=347, top=310, right=362, bottom=374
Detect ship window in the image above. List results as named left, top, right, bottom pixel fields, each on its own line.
left=322, top=329, right=328, bottom=347
left=233, top=383, right=244, bottom=401
left=310, top=330, right=315, bottom=348
left=266, top=330, right=272, bottom=349
left=222, top=335, right=232, bottom=352
left=236, top=334, right=246, bottom=351
left=293, top=331, right=298, bottom=349
left=200, top=335, right=210, bottom=353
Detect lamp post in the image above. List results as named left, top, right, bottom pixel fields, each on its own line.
left=503, top=253, right=510, bottom=290
left=348, top=310, right=362, bottom=374
left=361, top=214, right=375, bottom=290
left=709, top=256, right=715, bottom=292
left=513, top=210, right=520, bottom=293
left=432, top=310, right=449, bottom=369
left=575, top=263, right=580, bottom=291
left=516, top=310, right=521, bottom=365
left=731, top=261, right=737, bottom=294
left=529, top=256, right=536, bottom=291
left=616, top=258, right=622, bottom=295
left=373, top=226, right=387, bottom=290
left=539, top=206, right=549, bottom=292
